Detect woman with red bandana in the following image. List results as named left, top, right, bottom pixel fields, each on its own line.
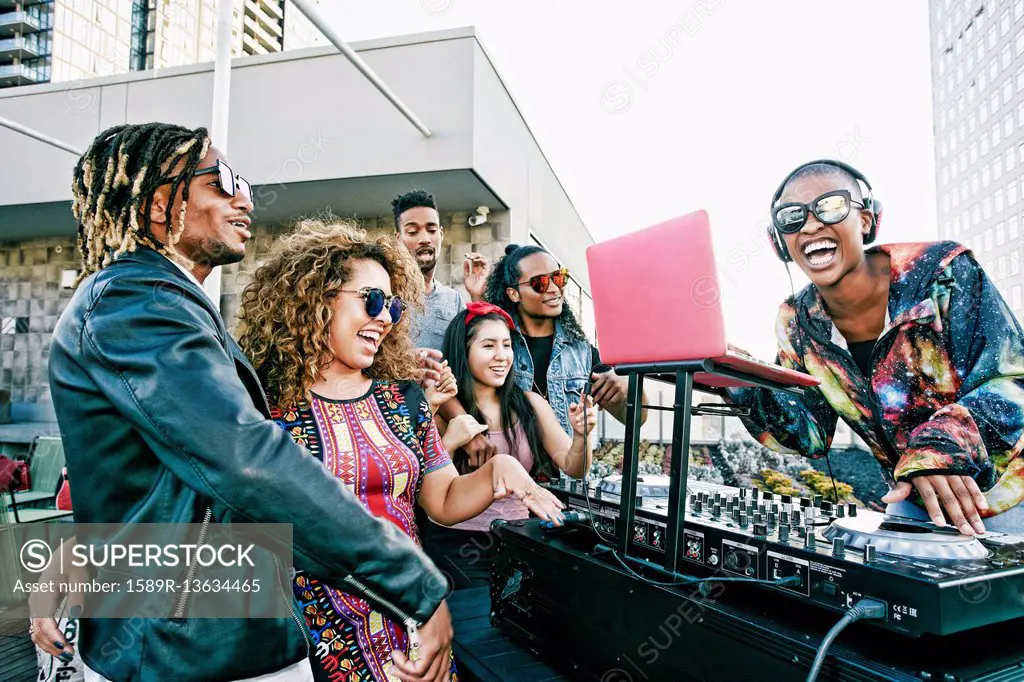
left=422, top=301, right=597, bottom=589
left=729, top=160, right=1024, bottom=536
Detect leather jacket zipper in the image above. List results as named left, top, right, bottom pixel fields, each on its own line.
left=173, top=507, right=212, bottom=619
left=274, top=554, right=310, bottom=656
left=342, top=575, right=420, bottom=640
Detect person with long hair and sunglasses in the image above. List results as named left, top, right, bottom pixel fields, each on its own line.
left=726, top=159, right=1024, bottom=535
left=236, top=219, right=566, bottom=682
left=481, top=244, right=645, bottom=450
left=420, top=302, right=597, bottom=588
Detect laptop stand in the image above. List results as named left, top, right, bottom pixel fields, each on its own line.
left=611, top=358, right=807, bottom=574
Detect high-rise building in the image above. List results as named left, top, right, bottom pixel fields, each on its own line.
left=929, top=0, right=1024, bottom=317
left=0, top=0, right=325, bottom=89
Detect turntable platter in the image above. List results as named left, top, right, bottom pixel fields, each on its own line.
left=822, top=514, right=989, bottom=561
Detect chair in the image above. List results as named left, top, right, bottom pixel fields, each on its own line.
left=4, top=436, right=65, bottom=510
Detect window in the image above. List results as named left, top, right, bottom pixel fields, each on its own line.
left=974, top=204, right=983, bottom=226
left=943, top=195, right=952, bottom=213
left=989, top=25, right=998, bottom=49
left=960, top=151, right=968, bottom=171
left=1017, top=27, right=1024, bottom=55
left=970, top=109, right=978, bottom=132
left=997, top=221, right=1007, bottom=244
left=972, top=172, right=981, bottom=195
left=1003, top=44, right=1013, bottom=69
left=1016, top=0, right=1024, bottom=20
left=1011, top=215, right=1021, bottom=239
left=1008, top=146, right=1017, bottom=171
left=1006, top=111, right=1016, bottom=137
left=985, top=228, right=994, bottom=251
left=1003, top=78, right=1013, bottom=105
left=957, top=62, right=964, bottom=84
left=984, top=165, right=992, bottom=187
left=982, top=134, right=990, bottom=156
left=984, top=196, right=993, bottom=219
left=1014, top=286, right=1022, bottom=311
left=1002, top=10, right=1011, bottom=35
left=1010, top=179, right=1019, bottom=205
left=996, top=154, right=1004, bottom=179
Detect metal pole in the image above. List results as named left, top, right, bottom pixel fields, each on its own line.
left=203, top=0, right=234, bottom=309
left=0, top=116, right=82, bottom=156
left=289, top=0, right=432, bottom=137
left=211, top=0, right=233, bottom=152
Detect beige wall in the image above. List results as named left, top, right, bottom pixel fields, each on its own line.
left=0, top=235, right=78, bottom=405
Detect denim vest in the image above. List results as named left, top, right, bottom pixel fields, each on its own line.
left=512, top=320, right=594, bottom=437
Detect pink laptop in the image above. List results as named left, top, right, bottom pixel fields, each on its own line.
left=585, top=210, right=820, bottom=389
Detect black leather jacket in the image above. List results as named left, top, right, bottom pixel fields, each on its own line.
left=49, top=247, right=446, bottom=681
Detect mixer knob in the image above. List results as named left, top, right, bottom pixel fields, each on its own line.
left=753, top=512, right=763, bottom=525
left=768, top=511, right=778, bottom=527
left=806, top=507, right=818, bottom=522
left=753, top=523, right=768, bottom=537
left=739, top=488, right=748, bottom=500
left=781, top=494, right=793, bottom=505
left=732, top=508, right=741, bottom=524
left=832, top=538, right=846, bottom=558
left=712, top=504, right=722, bottom=518
left=848, top=503, right=858, bottom=517
left=779, top=524, right=790, bottom=543
left=864, top=543, right=877, bottom=564
left=821, top=501, right=833, bottom=515
left=738, top=512, right=748, bottom=529
left=780, top=511, right=790, bottom=526
left=804, top=532, right=816, bottom=550
left=762, top=491, right=774, bottom=501
left=800, top=497, right=812, bottom=509
left=813, top=494, right=823, bottom=507
left=694, top=498, right=703, bottom=515
left=791, top=510, right=801, bottom=525
left=836, top=504, right=845, bottom=518
left=796, top=525, right=807, bottom=539
left=750, top=488, right=759, bottom=501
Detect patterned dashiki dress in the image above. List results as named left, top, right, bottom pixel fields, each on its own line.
left=271, top=380, right=458, bottom=682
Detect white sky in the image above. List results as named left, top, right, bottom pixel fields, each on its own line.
left=318, top=0, right=937, bottom=358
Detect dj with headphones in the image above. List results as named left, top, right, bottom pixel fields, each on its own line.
left=725, top=159, right=1024, bottom=535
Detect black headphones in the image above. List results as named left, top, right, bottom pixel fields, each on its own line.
left=766, top=159, right=883, bottom=262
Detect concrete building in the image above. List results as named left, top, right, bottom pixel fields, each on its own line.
left=0, top=27, right=596, bottom=415
left=929, top=0, right=1024, bottom=315
left=0, top=0, right=324, bottom=89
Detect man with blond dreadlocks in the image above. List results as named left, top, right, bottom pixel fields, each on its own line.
left=39, top=123, right=453, bottom=682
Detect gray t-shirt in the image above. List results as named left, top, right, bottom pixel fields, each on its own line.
left=410, top=280, right=467, bottom=352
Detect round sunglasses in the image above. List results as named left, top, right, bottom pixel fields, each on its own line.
left=340, top=287, right=406, bottom=323
left=772, top=189, right=864, bottom=234
left=516, top=267, right=570, bottom=294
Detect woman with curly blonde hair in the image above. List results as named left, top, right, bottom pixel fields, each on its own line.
left=237, top=218, right=565, bottom=682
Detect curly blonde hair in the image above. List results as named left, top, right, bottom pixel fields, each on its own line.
left=236, top=218, right=426, bottom=408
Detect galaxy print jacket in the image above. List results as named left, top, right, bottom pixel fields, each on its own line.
left=729, top=241, right=1024, bottom=516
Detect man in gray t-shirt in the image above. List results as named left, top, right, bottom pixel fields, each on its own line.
left=391, top=189, right=489, bottom=351
left=411, top=280, right=466, bottom=352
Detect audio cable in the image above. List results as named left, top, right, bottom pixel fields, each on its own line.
left=805, top=597, right=887, bottom=682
